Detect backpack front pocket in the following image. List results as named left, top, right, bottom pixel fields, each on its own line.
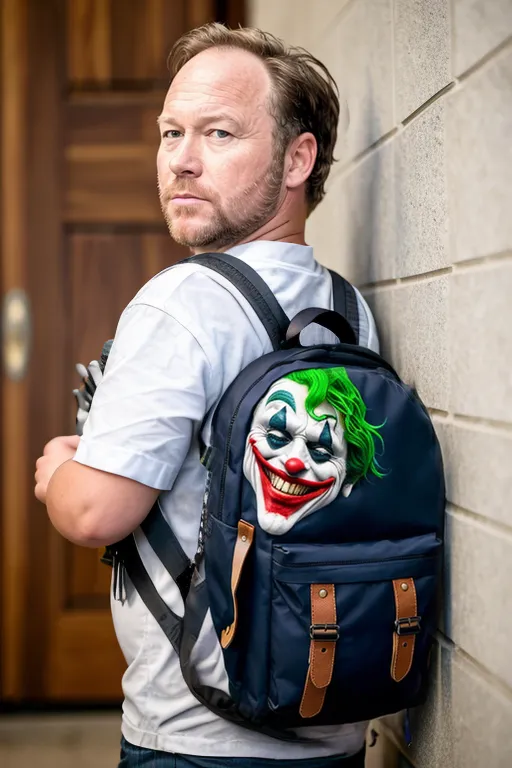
left=268, top=534, right=442, bottom=726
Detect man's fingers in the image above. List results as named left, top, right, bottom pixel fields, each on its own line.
left=63, top=434, right=80, bottom=449
left=34, top=483, right=46, bottom=503
left=34, top=464, right=44, bottom=502
left=43, top=437, right=63, bottom=455
left=43, top=435, right=80, bottom=455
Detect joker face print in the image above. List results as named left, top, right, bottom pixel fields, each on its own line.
left=243, top=377, right=351, bottom=535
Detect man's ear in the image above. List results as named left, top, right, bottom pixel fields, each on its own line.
left=285, top=132, right=317, bottom=191
left=342, top=483, right=353, bottom=498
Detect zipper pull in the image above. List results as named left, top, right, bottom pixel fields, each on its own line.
left=195, top=471, right=212, bottom=565
left=112, top=552, right=126, bottom=604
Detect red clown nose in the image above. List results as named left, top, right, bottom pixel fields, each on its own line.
left=285, top=457, right=306, bottom=475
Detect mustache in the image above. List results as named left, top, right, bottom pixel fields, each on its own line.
left=161, top=184, right=213, bottom=203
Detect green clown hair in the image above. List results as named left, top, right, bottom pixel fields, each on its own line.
left=285, top=368, right=385, bottom=485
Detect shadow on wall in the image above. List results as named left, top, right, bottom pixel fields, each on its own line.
left=342, top=72, right=392, bottom=290
left=372, top=642, right=455, bottom=768
left=337, top=70, right=395, bottom=366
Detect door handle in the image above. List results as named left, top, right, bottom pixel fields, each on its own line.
left=2, top=289, right=31, bottom=381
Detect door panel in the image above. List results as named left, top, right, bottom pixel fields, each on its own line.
left=68, top=544, right=112, bottom=609
left=47, top=611, right=128, bottom=700
left=1, top=0, right=244, bottom=702
left=68, top=232, right=173, bottom=367
left=65, top=94, right=164, bottom=224
left=67, top=0, right=188, bottom=87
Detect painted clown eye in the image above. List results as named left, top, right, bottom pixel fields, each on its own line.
left=307, top=444, right=334, bottom=463
left=307, top=420, right=334, bottom=463
left=266, top=430, right=292, bottom=451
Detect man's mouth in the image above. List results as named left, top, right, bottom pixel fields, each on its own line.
left=251, top=441, right=334, bottom=519
left=170, top=195, right=206, bottom=204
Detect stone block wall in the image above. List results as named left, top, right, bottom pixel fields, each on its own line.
left=248, top=2, right=512, bottom=766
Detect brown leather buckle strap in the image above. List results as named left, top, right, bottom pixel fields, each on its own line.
left=300, top=584, right=338, bottom=718
left=391, top=577, right=421, bottom=682
left=220, top=520, right=254, bottom=649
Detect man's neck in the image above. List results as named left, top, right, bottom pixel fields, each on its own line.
left=193, top=195, right=308, bottom=254
left=192, top=230, right=306, bottom=255
left=235, top=196, right=308, bottom=248
left=238, top=228, right=307, bottom=248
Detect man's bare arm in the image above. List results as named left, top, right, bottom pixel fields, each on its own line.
left=44, top=456, right=159, bottom=548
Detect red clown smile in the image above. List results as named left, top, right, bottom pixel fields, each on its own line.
left=250, top=440, right=335, bottom=519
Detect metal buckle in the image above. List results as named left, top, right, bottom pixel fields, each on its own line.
left=310, top=623, right=340, bottom=641
left=395, top=616, right=422, bottom=636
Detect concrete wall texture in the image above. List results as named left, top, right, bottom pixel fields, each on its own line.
left=249, top=2, right=512, bottom=767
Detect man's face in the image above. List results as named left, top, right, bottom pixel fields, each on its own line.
left=243, top=378, right=349, bottom=535
left=157, top=47, right=286, bottom=251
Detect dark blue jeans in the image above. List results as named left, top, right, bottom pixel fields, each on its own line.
left=118, top=737, right=366, bottom=767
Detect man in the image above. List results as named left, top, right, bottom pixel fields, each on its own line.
left=35, top=24, right=378, bottom=767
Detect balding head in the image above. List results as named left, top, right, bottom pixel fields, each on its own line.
left=157, top=35, right=320, bottom=251
left=157, top=46, right=291, bottom=251
left=167, top=24, right=339, bottom=213
left=168, top=46, right=273, bottom=117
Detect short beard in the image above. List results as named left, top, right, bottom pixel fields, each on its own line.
left=159, top=147, right=286, bottom=251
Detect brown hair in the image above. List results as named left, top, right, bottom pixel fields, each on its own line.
left=167, top=23, right=339, bottom=213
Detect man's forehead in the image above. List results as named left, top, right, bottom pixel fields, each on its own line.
left=164, top=47, right=271, bottom=111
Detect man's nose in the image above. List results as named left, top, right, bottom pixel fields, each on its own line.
left=168, top=136, right=202, bottom=177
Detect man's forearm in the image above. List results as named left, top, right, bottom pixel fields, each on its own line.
left=46, top=460, right=116, bottom=547
left=46, top=459, right=159, bottom=547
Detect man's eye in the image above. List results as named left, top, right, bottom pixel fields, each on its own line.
left=162, top=130, right=181, bottom=139
left=308, top=444, right=333, bottom=464
left=211, top=129, right=230, bottom=139
left=266, top=430, right=291, bottom=450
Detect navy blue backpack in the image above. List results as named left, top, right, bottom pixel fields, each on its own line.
left=93, top=253, right=445, bottom=740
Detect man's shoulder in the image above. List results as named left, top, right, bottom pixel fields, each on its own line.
left=121, top=261, right=263, bottom=357
left=123, top=262, right=240, bottom=323
left=127, top=263, right=202, bottom=313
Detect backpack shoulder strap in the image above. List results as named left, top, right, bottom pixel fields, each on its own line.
left=131, top=254, right=289, bottom=593
left=328, top=269, right=360, bottom=344
left=140, top=504, right=195, bottom=599
left=186, top=253, right=290, bottom=351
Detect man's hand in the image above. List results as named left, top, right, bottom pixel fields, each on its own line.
left=34, top=435, right=80, bottom=504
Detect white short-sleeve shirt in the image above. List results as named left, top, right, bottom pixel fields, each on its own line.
left=75, top=240, right=378, bottom=759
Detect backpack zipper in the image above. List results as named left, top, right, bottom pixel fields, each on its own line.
left=271, top=551, right=438, bottom=568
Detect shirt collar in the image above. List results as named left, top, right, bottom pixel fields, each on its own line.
left=226, top=240, right=316, bottom=271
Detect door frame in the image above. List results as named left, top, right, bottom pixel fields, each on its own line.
left=1, top=0, right=66, bottom=701
left=1, top=0, right=32, bottom=700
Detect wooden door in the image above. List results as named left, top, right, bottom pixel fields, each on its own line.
left=1, top=0, right=244, bottom=703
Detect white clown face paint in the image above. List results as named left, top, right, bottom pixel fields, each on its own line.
left=243, top=378, right=350, bottom=535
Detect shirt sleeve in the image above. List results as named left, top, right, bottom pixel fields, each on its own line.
left=74, top=302, right=213, bottom=491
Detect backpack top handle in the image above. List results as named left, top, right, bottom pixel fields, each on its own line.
left=285, top=307, right=357, bottom=347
